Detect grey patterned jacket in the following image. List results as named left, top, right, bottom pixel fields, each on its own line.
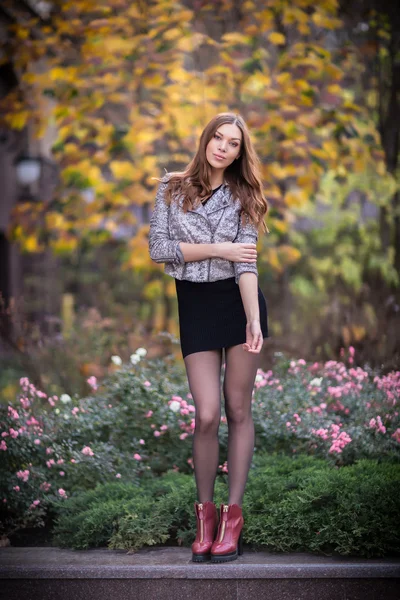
left=148, top=174, right=259, bottom=284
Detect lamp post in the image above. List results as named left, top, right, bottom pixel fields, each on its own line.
left=14, top=154, right=59, bottom=202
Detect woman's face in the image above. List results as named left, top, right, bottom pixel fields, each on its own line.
left=205, top=122, right=242, bottom=171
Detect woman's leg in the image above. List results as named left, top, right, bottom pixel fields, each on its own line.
left=223, top=344, right=261, bottom=507
left=184, top=348, right=223, bottom=503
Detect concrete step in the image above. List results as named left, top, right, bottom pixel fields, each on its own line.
left=1, top=545, right=399, bottom=599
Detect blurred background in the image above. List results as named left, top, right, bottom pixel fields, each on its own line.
left=0, top=0, right=399, bottom=400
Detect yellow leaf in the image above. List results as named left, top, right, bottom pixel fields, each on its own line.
left=102, top=37, right=136, bottom=54
left=46, top=213, right=66, bottom=230
left=221, top=32, right=250, bottom=45
left=269, top=217, right=288, bottom=234
left=109, top=161, right=137, bottom=180
left=278, top=244, right=302, bottom=266
left=269, top=163, right=289, bottom=180
left=51, top=237, right=78, bottom=254
left=327, top=84, right=342, bottom=95
left=6, top=111, right=29, bottom=130
left=268, top=32, right=286, bottom=45
left=265, top=247, right=282, bottom=273
left=242, top=73, right=271, bottom=94
left=24, top=235, right=40, bottom=252
left=164, top=28, right=182, bottom=41
left=143, top=73, right=164, bottom=87
left=284, top=188, right=308, bottom=207
left=298, top=23, right=311, bottom=35
left=312, top=12, right=342, bottom=30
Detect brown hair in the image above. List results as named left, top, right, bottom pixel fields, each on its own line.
left=155, top=112, right=269, bottom=233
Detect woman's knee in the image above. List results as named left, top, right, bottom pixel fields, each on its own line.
left=224, top=397, right=252, bottom=425
left=195, top=411, right=220, bottom=434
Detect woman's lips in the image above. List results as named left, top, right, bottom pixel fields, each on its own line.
left=213, top=153, right=225, bottom=160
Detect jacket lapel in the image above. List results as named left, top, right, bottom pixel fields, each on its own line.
left=187, top=183, right=230, bottom=223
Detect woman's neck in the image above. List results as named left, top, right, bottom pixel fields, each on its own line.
left=210, top=177, right=224, bottom=189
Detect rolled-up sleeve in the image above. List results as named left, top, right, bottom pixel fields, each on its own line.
left=148, top=180, right=182, bottom=264
left=233, top=212, right=259, bottom=284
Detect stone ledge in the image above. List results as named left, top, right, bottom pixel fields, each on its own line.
left=1, top=546, right=400, bottom=580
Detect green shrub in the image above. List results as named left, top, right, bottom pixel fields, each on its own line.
left=2, top=348, right=399, bottom=542
left=49, top=453, right=400, bottom=558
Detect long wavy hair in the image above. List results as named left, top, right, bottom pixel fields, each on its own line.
left=156, top=112, right=269, bottom=233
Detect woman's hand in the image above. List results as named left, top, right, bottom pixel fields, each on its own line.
left=242, top=319, right=263, bottom=353
left=217, top=242, right=257, bottom=263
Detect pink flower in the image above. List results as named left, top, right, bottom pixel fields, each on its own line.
left=16, top=469, right=30, bottom=482
left=20, top=397, right=31, bottom=409
left=313, top=428, right=329, bottom=440
left=8, top=406, right=19, bottom=420
left=154, top=431, right=160, bottom=437
left=219, top=460, right=228, bottom=473
left=139, top=439, right=145, bottom=444
left=144, top=381, right=151, bottom=387
left=59, top=471, right=65, bottom=476
left=133, top=453, right=142, bottom=460
left=81, top=446, right=94, bottom=456
left=116, top=473, right=121, bottom=478
left=58, top=488, right=67, bottom=498
left=0, top=440, right=7, bottom=451
left=328, top=431, right=352, bottom=454
left=34, top=438, right=41, bottom=445
left=87, top=376, right=98, bottom=390
left=13, top=485, right=20, bottom=492
left=369, top=415, right=386, bottom=434
left=46, top=459, right=55, bottom=468
left=160, top=424, right=168, bottom=431
left=40, top=482, right=51, bottom=491
left=145, top=410, right=153, bottom=418
left=392, top=428, right=400, bottom=443
left=179, top=433, right=188, bottom=440
left=46, top=447, right=54, bottom=455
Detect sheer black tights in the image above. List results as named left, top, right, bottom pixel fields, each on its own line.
left=184, top=344, right=261, bottom=507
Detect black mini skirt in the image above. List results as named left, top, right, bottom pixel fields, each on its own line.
left=174, top=276, right=269, bottom=358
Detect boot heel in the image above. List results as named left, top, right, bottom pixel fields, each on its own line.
left=238, top=530, right=243, bottom=556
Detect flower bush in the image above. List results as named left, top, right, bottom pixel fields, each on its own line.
left=251, top=347, right=400, bottom=464
left=0, top=345, right=399, bottom=543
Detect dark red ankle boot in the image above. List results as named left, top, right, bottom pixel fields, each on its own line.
left=191, top=501, right=218, bottom=562
left=210, top=503, right=244, bottom=563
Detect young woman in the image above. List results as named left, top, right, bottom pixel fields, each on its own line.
left=148, top=112, right=269, bottom=563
